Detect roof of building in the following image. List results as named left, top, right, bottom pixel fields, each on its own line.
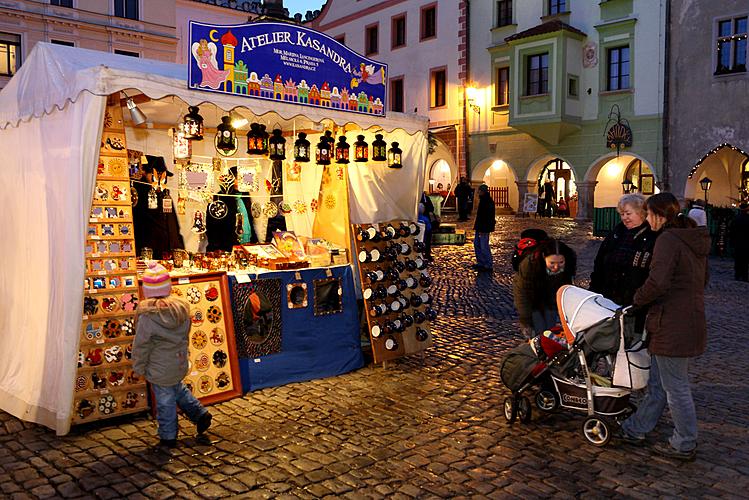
left=505, top=19, right=587, bottom=43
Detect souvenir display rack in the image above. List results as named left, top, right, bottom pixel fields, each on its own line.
left=73, top=96, right=147, bottom=425
left=352, top=221, right=435, bottom=363
left=168, top=272, right=242, bottom=405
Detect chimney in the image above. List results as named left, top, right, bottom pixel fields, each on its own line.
left=263, top=0, right=286, bottom=18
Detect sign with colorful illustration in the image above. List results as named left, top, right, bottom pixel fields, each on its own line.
left=188, top=21, right=388, bottom=116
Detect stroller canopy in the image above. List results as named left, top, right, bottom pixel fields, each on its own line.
left=557, top=286, right=620, bottom=344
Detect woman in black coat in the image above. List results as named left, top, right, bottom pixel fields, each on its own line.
left=590, top=194, right=658, bottom=330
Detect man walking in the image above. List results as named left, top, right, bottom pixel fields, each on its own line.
left=455, top=177, right=472, bottom=222
left=472, top=184, right=496, bottom=272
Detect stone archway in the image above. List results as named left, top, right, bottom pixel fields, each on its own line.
left=587, top=153, right=658, bottom=207
left=472, top=157, right=519, bottom=211
left=685, top=144, right=749, bottom=206
left=425, top=136, right=458, bottom=194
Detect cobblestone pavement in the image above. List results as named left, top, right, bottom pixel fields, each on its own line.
left=2, top=215, right=749, bottom=499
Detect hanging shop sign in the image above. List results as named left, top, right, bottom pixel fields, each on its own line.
left=188, top=21, right=387, bottom=117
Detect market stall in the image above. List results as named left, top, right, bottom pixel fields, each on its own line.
left=0, top=23, right=429, bottom=435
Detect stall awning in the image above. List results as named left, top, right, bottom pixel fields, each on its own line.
left=0, top=42, right=428, bottom=134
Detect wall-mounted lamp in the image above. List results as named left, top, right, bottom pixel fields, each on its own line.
left=465, top=85, right=480, bottom=115
left=123, top=91, right=147, bottom=126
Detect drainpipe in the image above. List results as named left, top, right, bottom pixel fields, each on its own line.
left=661, top=0, right=671, bottom=191
left=463, top=0, right=471, bottom=180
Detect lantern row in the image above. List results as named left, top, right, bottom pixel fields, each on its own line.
left=180, top=105, right=402, bottom=168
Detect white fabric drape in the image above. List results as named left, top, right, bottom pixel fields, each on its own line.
left=0, top=93, right=105, bottom=435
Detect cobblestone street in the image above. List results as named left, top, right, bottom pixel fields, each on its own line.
left=2, top=215, right=748, bottom=499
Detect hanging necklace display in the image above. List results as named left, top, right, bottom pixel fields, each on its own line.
left=147, top=188, right=158, bottom=209
left=162, top=189, right=173, bottom=213
left=208, top=199, right=228, bottom=219
left=235, top=213, right=244, bottom=238
left=191, top=210, right=207, bottom=234
left=130, top=181, right=138, bottom=207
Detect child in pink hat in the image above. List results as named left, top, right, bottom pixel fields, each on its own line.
left=132, top=262, right=212, bottom=448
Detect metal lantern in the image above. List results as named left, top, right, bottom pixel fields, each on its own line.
left=621, top=178, right=634, bottom=194
left=354, top=135, right=369, bottom=162
left=269, top=128, right=286, bottom=161
left=372, top=133, right=387, bottom=161
left=294, top=132, right=310, bottom=162
left=335, top=136, right=350, bottom=164
left=387, top=142, right=403, bottom=168
left=172, top=123, right=191, bottom=160
left=316, top=130, right=333, bottom=165
left=183, top=105, right=204, bottom=140
left=700, top=176, right=712, bottom=204
left=214, top=116, right=237, bottom=156
left=246, top=123, right=269, bottom=155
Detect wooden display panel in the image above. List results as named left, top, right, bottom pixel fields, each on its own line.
left=170, top=272, right=243, bottom=405
left=73, top=95, right=146, bottom=425
left=352, top=221, right=435, bottom=364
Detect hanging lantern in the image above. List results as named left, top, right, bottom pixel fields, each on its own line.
left=372, top=133, right=387, bottom=161
left=294, top=132, right=310, bottom=162
left=269, top=128, right=286, bottom=161
left=183, top=106, right=204, bottom=140
left=354, top=135, right=369, bottom=162
left=387, top=142, right=403, bottom=168
left=258, top=124, right=269, bottom=155
left=335, top=136, right=350, bottom=164
left=246, top=123, right=263, bottom=155
left=214, top=116, right=237, bottom=156
left=316, top=130, right=333, bottom=165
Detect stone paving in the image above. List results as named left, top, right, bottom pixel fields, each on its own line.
left=2, top=215, right=749, bottom=499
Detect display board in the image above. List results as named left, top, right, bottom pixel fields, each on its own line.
left=352, top=222, right=435, bottom=363
left=73, top=97, right=147, bottom=425
left=170, top=272, right=242, bottom=405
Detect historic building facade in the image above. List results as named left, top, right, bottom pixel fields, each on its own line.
left=668, top=0, right=749, bottom=207
left=468, top=0, right=666, bottom=218
left=310, top=0, right=469, bottom=195
left=0, top=0, right=178, bottom=90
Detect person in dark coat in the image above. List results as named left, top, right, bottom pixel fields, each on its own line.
left=590, top=194, right=658, bottom=331
left=472, top=184, right=495, bottom=271
left=455, top=177, right=472, bottom=221
left=619, top=193, right=711, bottom=461
left=543, top=180, right=555, bottom=217
left=132, top=156, right=184, bottom=259
left=513, top=239, right=576, bottom=338
left=730, top=202, right=749, bottom=281
left=419, top=191, right=436, bottom=261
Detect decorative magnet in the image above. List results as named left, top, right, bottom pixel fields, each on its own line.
left=208, top=200, right=228, bottom=219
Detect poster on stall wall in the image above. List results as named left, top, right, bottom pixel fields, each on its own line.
left=312, top=164, right=350, bottom=249
left=282, top=158, right=323, bottom=238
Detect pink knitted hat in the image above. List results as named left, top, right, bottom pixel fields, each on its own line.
left=142, top=261, right=172, bottom=298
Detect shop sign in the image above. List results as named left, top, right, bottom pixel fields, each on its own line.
left=188, top=21, right=388, bottom=117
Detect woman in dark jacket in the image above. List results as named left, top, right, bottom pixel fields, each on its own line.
left=590, top=194, right=658, bottom=331
left=472, top=184, right=496, bottom=271
left=513, top=239, right=577, bottom=338
left=619, top=193, right=711, bottom=461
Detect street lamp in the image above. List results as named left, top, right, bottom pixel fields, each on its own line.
left=699, top=176, right=712, bottom=205
left=465, top=85, right=480, bottom=115
left=621, top=178, right=634, bottom=194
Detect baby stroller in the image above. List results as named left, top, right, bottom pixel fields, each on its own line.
left=500, top=285, right=650, bottom=446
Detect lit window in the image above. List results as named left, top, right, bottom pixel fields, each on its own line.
left=0, top=33, right=21, bottom=77
left=716, top=16, right=747, bottom=74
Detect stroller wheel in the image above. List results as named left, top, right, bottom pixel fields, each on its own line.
left=582, top=417, right=612, bottom=447
left=535, top=390, right=558, bottom=412
left=518, top=397, right=532, bottom=423
left=503, top=397, right=517, bottom=423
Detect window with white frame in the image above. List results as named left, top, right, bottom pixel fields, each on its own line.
left=496, top=67, right=509, bottom=105
left=526, top=53, right=548, bottom=95
left=716, top=16, right=747, bottom=74
left=548, top=0, right=566, bottom=15
left=607, top=46, right=630, bottom=91
left=114, top=0, right=138, bottom=20
left=0, top=32, right=20, bottom=77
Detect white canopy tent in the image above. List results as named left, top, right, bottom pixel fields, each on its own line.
left=0, top=43, right=428, bottom=435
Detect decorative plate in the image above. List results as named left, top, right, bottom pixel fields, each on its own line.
left=208, top=200, right=228, bottom=219
left=103, top=319, right=120, bottom=339
left=251, top=202, right=262, bottom=218
left=108, top=370, right=125, bottom=386
left=100, top=296, right=118, bottom=313
left=204, top=285, right=219, bottom=301
left=85, top=323, right=102, bottom=341
left=198, top=375, right=213, bottom=394
left=206, top=305, right=222, bottom=323
left=75, top=375, right=88, bottom=392
left=120, top=293, right=138, bottom=312
left=212, top=350, right=227, bottom=369
left=98, top=394, right=117, bottom=415
left=293, top=200, right=307, bottom=214
left=108, top=158, right=127, bottom=177
left=195, top=352, right=210, bottom=372
left=121, top=318, right=134, bottom=337
left=210, top=327, right=225, bottom=346
left=278, top=201, right=292, bottom=215
left=215, top=371, right=230, bottom=389
left=186, top=286, right=202, bottom=304
left=121, top=391, right=139, bottom=409
left=191, top=330, right=208, bottom=350
left=263, top=201, right=278, bottom=217
left=104, top=345, right=122, bottom=363
left=191, top=310, right=204, bottom=326
left=77, top=399, right=94, bottom=419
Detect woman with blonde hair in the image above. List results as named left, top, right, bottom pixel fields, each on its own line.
left=590, top=193, right=658, bottom=317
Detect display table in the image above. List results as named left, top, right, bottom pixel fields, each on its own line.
left=227, top=265, right=363, bottom=392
